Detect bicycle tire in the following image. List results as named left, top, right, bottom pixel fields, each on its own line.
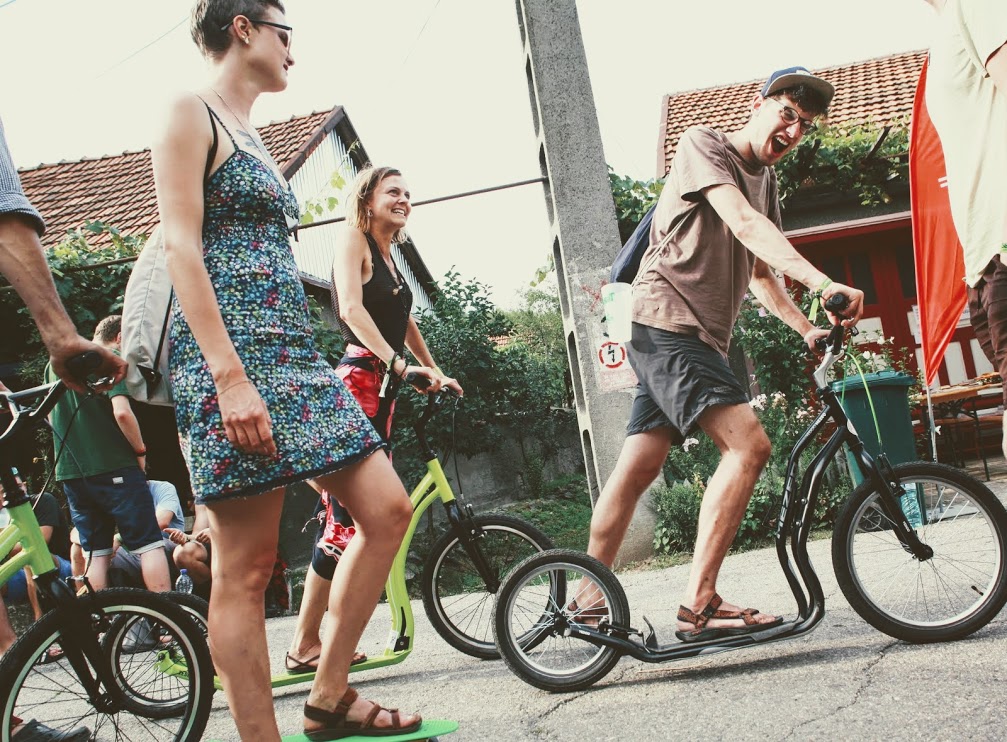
left=832, top=461, right=1007, bottom=643
left=0, top=588, right=214, bottom=742
left=493, top=549, right=629, bottom=692
left=421, top=514, right=554, bottom=659
left=101, top=591, right=213, bottom=718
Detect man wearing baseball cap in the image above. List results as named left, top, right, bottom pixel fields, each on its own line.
left=580, top=67, right=864, bottom=641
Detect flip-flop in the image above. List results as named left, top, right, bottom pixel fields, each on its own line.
left=285, top=651, right=368, bottom=674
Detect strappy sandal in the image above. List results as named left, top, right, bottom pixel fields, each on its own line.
left=303, top=687, right=422, bottom=740
left=675, top=593, right=782, bottom=643
left=285, top=650, right=367, bottom=674
left=566, top=598, right=609, bottom=626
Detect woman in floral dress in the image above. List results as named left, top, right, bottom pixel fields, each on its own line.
left=151, top=1, right=420, bottom=739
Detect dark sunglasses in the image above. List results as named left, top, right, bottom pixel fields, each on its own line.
left=220, top=17, right=293, bottom=50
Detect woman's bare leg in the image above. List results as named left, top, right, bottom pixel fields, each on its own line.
left=205, top=488, right=285, bottom=742
left=287, top=564, right=329, bottom=666
left=304, top=452, right=418, bottom=733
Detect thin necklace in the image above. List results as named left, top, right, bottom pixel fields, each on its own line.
left=211, top=88, right=280, bottom=175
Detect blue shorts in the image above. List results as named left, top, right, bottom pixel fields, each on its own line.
left=62, top=467, right=164, bottom=556
left=4, top=555, right=73, bottom=604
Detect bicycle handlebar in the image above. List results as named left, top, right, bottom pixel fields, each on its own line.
left=0, top=351, right=101, bottom=448
left=811, top=293, right=852, bottom=389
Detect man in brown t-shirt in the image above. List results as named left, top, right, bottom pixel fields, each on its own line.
left=583, top=67, right=865, bottom=642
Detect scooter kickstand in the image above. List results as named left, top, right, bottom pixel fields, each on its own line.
left=641, top=616, right=659, bottom=650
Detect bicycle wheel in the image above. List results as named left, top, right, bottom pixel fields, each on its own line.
left=421, top=514, right=554, bottom=659
left=101, top=591, right=212, bottom=718
left=494, top=549, right=629, bottom=692
left=832, top=461, right=1007, bottom=643
left=0, top=588, right=214, bottom=742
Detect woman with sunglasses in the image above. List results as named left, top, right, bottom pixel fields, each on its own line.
left=152, top=2, right=421, bottom=739
left=286, top=166, right=462, bottom=678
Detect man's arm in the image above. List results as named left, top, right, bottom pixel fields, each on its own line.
left=0, top=118, right=125, bottom=391
left=110, top=395, right=146, bottom=471
left=749, top=260, right=828, bottom=349
left=704, top=183, right=864, bottom=324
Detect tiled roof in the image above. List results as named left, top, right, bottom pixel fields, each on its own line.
left=657, top=50, right=927, bottom=177
left=19, top=108, right=339, bottom=247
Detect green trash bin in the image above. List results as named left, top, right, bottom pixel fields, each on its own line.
left=829, top=370, right=923, bottom=525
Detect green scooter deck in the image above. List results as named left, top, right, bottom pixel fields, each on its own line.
left=282, top=719, right=457, bottom=741
left=211, top=719, right=458, bottom=742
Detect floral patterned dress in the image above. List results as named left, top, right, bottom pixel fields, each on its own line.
left=169, top=113, right=384, bottom=503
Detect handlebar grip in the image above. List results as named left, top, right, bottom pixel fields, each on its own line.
left=404, top=372, right=431, bottom=390
left=65, top=351, right=102, bottom=382
left=824, top=293, right=849, bottom=314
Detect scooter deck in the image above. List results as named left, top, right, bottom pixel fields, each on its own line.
left=277, top=719, right=458, bottom=741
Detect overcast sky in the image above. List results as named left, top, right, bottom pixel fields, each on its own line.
left=1, top=0, right=935, bottom=308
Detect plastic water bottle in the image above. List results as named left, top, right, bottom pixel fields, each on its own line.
left=175, top=568, right=193, bottom=594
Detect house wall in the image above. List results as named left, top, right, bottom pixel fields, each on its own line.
left=795, top=225, right=993, bottom=391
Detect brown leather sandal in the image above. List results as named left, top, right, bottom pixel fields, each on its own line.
left=674, top=593, right=782, bottom=643
left=304, top=687, right=422, bottom=740
left=567, top=598, right=609, bottom=626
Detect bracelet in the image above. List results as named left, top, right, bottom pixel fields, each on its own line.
left=819, top=278, right=833, bottom=291
left=432, top=365, right=445, bottom=377
left=387, top=353, right=405, bottom=379
left=134, top=449, right=147, bottom=457
left=217, top=379, right=252, bottom=397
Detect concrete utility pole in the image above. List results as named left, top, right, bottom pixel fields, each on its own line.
left=515, top=0, right=656, bottom=564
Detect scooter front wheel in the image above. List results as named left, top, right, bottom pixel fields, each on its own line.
left=493, top=549, right=629, bottom=692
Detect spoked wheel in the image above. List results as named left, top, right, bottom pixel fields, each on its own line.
left=833, top=461, right=1007, bottom=642
left=101, top=591, right=213, bottom=717
left=493, top=549, right=629, bottom=692
left=421, top=514, right=554, bottom=659
left=0, top=588, right=214, bottom=741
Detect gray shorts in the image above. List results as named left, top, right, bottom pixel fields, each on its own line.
left=625, top=323, right=749, bottom=442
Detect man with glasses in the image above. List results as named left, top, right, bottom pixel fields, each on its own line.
left=920, top=0, right=1007, bottom=459
left=584, top=67, right=864, bottom=641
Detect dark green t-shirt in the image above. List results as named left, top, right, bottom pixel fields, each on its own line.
left=32, top=491, right=72, bottom=561
left=44, top=363, right=137, bottom=480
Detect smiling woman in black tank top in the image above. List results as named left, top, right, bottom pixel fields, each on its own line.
left=288, top=166, right=463, bottom=684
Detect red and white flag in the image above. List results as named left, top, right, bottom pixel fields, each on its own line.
left=910, top=57, right=966, bottom=386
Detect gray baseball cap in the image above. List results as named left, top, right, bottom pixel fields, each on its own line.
left=761, top=66, right=835, bottom=109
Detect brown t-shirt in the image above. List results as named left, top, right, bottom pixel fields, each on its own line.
left=632, top=126, right=782, bottom=357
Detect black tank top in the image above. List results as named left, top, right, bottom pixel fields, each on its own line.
left=332, top=233, right=413, bottom=353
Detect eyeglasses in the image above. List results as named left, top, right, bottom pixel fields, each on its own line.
left=220, top=17, right=293, bottom=50
left=763, top=97, right=817, bottom=136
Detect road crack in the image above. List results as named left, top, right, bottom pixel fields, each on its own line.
left=782, top=639, right=898, bottom=740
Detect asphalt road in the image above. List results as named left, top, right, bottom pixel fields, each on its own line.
left=201, top=526, right=1007, bottom=742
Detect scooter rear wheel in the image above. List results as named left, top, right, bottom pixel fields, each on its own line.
left=493, top=549, right=629, bottom=692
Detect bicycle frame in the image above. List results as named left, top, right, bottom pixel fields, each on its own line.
left=267, top=390, right=473, bottom=688
left=0, top=378, right=136, bottom=707
left=560, top=324, right=933, bottom=663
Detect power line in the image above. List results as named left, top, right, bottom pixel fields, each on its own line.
left=96, top=16, right=188, bottom=79
left=401, top=0, right=442, bottom=67
left=0, top=0, right=19, bottom=9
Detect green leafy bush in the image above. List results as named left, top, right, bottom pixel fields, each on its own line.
left=652, top=476, right=703, bottom=555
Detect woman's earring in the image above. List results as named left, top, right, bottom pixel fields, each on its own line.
left=367, top=210, right=372, bottom=217
left=244, top=36, right=250, bottom=44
